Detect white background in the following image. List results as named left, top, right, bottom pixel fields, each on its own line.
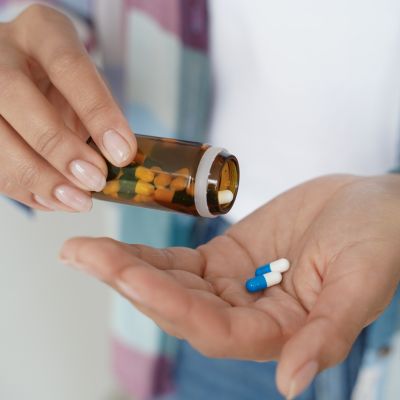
left=0, top=199, right=126, bottom=400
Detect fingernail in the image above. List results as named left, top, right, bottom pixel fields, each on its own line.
left=287, top=361, right=318, bottom=399
left=33, top=194, right=58, bottom=211
left=116, top=280, right=143, bottom=303
left=59, top=256, right=70, bottom=264
left=103, top=130, right=131, bottom=165
left=54, top=185, right=92, bottom=212
left=70, top=160, right=106, bottom=192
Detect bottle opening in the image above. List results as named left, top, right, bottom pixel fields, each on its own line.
left=206, top=151, right=240, bottom=216
left=217, top=157, right=239, bottom=212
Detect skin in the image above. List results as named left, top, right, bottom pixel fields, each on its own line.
left=3, top=4, right=399, bottom=398
left=60, top=174, right=400, bottom=398
left=0, top=5, right=136, bottom=211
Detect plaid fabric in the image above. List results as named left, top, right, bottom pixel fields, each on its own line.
left=1, top=2, right=399, bottom=400
left=0, top=1, right=210, bottom=399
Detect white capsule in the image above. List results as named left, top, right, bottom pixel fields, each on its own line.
left=255, top=258, right=290, bottom=276
left=218, top=190, right=234, bottom=205
left=264, top=271, right=283, bottom=286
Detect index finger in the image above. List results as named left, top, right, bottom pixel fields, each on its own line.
left=14, top=5, right=136, bottom=166
left=60, top=237, right=286, bottom=359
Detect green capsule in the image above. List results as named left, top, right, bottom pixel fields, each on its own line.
left=118, top=179, right=136, bottom=200
left=172, top=190, right=195, bottom=207
left=107, top=164, right=122, bottom=180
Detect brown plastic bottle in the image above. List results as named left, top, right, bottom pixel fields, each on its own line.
left=91, top=134, right=239, bottom=217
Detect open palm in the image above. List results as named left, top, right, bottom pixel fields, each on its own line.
left=61, top=174, right=400, bottom=397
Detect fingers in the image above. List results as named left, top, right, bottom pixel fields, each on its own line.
left=1, top=180, right=53, bottom=211
left=276, top=265, right=393, bottom=399
left=0, top=67, right=107, bottom=193
left=0, top=117, right=92, bottom=211
left=60, top=236, right=197, bottom=325
left=60, top=237, right=288, bottom=360
left=124, top=244, right=206, bottom=276
left=14, top=4, right=136, bottom=166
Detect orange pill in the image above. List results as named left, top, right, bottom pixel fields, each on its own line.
left=175, top=167, right=190, bottom=178
left=154, top=188, right=175, bottom=203
left=135, top=166, right=155, bottom=183
left=103, top=180, right=120, bottom=195
left=154, top=173, right=172, bottom=188
left=170, top=177, right=187, bottom=191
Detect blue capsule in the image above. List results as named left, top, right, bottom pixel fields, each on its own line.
left=255, top=258, right=290, bottom=276
left=246, top=272, right=283, bottom=293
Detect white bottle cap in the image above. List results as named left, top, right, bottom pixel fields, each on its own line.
left=194, top=146, right=225, bottom=218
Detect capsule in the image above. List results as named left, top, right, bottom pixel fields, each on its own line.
left=255, top=258, right=290, bottom=276
left=218, top=190, right=234, bottom=205
left=246, top=272, right=283, bottom=293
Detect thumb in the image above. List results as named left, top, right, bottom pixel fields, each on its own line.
left=276, top=261, right=396, bottom=399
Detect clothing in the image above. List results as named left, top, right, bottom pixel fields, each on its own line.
left=1, top=1, right=400, bottom=399
left=209, top=0, right=400, bottom=222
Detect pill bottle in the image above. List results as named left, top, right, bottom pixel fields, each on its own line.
left=90, top=134, right=239, bottom=217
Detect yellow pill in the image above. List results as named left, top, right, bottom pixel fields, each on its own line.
left=150, top=166, right=162, bottom=172
left=154, top=188, right=175, bottom=203
left=135, top=166, right=154, bottom=183
left=103, top=180, right=120, bottom=195
left=135, top=180, right=155, bottom=196
left=154, top=173, right=172, bottom=188
left=133, top=194, right=153, bottom=203
left=170, top=177, right=187, bottom=191
left=220, top=162, right=231, bottom=189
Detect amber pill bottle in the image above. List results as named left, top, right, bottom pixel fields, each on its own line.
left=91, top=134, right=239, bottom=217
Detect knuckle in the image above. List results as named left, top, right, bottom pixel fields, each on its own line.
left=48, top=49, right=86, bottom=77
left=15, top=162, right=40, bottom=189
left=81, top=98, right=113, bottom=125
left=0, top=66, right=23, bottom=96
left=23, top=3, right=51, bottom=16
left=0, top=21, right=12, bottom=39
left=21, top=4, right=65, bottom=22
left=0, top=176, right=14, bottom=194
left=35, top=126, right=65, bottom=157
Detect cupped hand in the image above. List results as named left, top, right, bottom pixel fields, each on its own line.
left=60, top=174, right=400, bottom=398
left=0, top=4, right=136, bottom=211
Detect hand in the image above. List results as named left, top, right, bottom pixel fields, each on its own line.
left=60, top=174, right=400, bottom=398
left=0, top=4, right=136, bottom=211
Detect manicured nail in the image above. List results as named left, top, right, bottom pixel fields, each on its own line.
left=33, top=194, right=58, bottom=211
left=116, top=280, right=143, bottom=303
left=103, top=130, right=131, bottom=165
left=59, top=256, right=70, bottom=264
left=286, top=361, right=318, bottom=399
left=70, top=160, right=106, bottom=192
left=54, top=185, right=92, bottom=212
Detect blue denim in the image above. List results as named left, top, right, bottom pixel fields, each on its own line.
left=161, top=216, right=400, bottom=400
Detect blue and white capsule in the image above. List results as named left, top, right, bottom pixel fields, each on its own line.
left=246, top=271, right=283, bottom=293
left=255, top=258, right=290, bottom=276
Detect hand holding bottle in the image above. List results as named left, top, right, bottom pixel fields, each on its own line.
left=0, top=4, right=136, bottom=211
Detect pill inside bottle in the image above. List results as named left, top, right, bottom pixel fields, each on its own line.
left=90, top=134, right=239, bottom=217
